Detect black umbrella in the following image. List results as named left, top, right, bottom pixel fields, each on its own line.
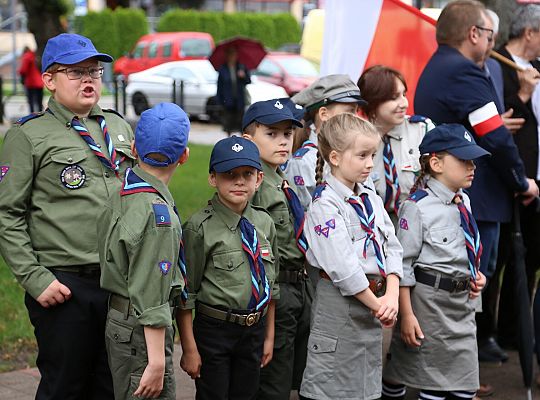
left=511, top=197, right=534, bottom=400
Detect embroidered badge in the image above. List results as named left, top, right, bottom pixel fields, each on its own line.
left=314, top=219, right=336, bottom=238
left=274, top=100, right=284, bottom=110
left=0, top=166, right=9, bottom=182
left=399, top=218, right=409, bottom=230
left=159, top=260, right=172, bottom=275
left=326, top=219, right=336, bottom=229
left=153, top=203, right=171, bottom=226
left=261, top=248, right=270, bottom=257
left=232, top=143, right=243, bottom=152
left=60, top=165, right=86, bottom=189
left=295, top=104, right=303, bottom=110
left=294, top=175, right=305, bottom=186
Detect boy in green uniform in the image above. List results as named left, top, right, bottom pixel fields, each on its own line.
left=242, top=99, right=310, bottom=400
left=178, top=136, right=279, bottom=400
left=98, top=102, right=190, bottom=400
left=0, top=33, right=134, bottom=399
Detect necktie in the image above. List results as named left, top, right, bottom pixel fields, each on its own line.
left=173, top=206, right=190, bottom=305
left=454, top=195, right=482, bottom=281
left=239, top=217, right=271, bottom=311
left=71, top=116, right=124, bottom=174
left=282, top=180, right=309, bottom=255
left=347, top=193, right=386, bottom=277
left=382, top=138, right=401, bottom=214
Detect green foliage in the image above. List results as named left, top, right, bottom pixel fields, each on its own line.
left=157, top=9, right=301, bottom=49
left=0, top=143, right=213, bottom=368
left=75, top=7, right=149, bottom=59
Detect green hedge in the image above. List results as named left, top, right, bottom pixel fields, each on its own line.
left=75, top=7, right=148, bottom=59
left=158, top=10, right=301, bottom=49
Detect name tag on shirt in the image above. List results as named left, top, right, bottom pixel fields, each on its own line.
left=153, top=204, right=171, bottom=226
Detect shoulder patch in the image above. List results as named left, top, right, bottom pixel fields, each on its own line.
left=102, top=108, right=125, bottom=119
left=312, top=183, right=327, bottom=201
left=293, top=147, right=311, bottom=159
left=16, top=112, right=46, bottom=125
left=407, top=189, right=428, bottom=202
left=409, top=115, right=427, bottom=124
left=152, top=203, right=171, bottom=226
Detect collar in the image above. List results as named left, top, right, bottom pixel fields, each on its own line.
left=47, top=97, right=104, bottom=127
left=262, top=161, right=285, bottom=187
left=326, top=174, right=369, bottom=201
left=386, top=123, right=404, bottom=140
left=210, top=193, right=255, bottom=231
left=425, top=177, right=463, bottom=205
left=129, top=165, right=175, bottom=206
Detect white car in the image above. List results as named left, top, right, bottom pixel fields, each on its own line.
left=125, top=59, right=288, bottom=120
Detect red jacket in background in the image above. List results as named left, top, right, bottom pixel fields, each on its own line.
left=19, top=50, right=44, bottom=89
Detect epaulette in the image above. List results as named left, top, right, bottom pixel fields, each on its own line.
left=251, top=203, right=272, bottom=218
left=16, top=111, right=46, bottom=125
left=102, top=109, right=125, bottom=119
left=312, top=183, right=327, bottom=201
left=280, top=161, right=288, bottom=172
left=187, top=204, right=214, bottom=229
left=407, top=189, right=428, bottom=202
left=409, top=115, right=427, bottom=123
left=293, top=147, right=312, bottom=159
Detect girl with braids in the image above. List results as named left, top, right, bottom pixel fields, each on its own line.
left=299, top=113, right=403, bottom=400
left=358, top=65, right=434, bottom=225
left=381, top=124, right=488, bottom=400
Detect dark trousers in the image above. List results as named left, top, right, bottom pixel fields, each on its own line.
left=475, top=221, right=500, bottom=342
left=24, top=270, right=113, bottom=400
left=194, top=313, right=266, bottom=400
left=25, top=87, right=43, bottom=113
left=258, top=280, right=313, bottom=400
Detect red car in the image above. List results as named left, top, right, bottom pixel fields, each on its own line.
left=252, top=52, right=318, bottom=96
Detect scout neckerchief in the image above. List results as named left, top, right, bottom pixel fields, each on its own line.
left=239, top=217, right=271, bottom=311
left=453, top=194, right=482, bottom=282
left=382, top=136, right=401, bottom=214
left=282, top=180, right=309, bottom=255
left=121, top=168, right=189, bottom=303
left=71, top=116, right=124, bottom=175
left=347, top=193, right=386, bottom=277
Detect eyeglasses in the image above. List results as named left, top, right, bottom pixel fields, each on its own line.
left=475, top=25, right=494, bottom=42
left=53, top=66, right=104, bottom=80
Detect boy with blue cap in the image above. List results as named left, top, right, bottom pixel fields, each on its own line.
left=98, top=102, right=190, bottom=400
left=178, top=136, right=279, bottom=399
left=241, top=99, right=310, bottom=400
left=382, top=123, right=488, bottom=400
left=0, top=33, right=134, bottom=399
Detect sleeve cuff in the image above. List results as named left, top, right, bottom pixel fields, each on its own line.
left=137, top=303, right=173, bottom=327
left=271, top=282, right=280, bottom=301
left=385, top=256, right=403, bottom=279
left=334, top=270, right=370, bottom=297
left=179, top=293, right=197, bottom=310
left=25, top=269, right=57, bottom=300
left=399, top=264, right=416, bottom=287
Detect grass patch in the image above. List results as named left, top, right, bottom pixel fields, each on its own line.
left=0, top=142, right=213, bottom=371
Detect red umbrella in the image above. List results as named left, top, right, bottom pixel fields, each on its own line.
left=209, top=37, right=267, bottom=71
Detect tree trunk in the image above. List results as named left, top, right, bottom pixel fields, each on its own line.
left=20, top=0, right=67, bottom=68
left=479, top=0, right=518, bottom=45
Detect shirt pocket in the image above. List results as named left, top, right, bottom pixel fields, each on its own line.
left=260, top=244, right=276, bottom=282
left=49, top=148, right=90, bottom=190
left=212, top=250, right=247, bottom=286
left=346, top=221, right=366, bottom=243
left=429, top=226, right=459, bottom=245
left=270, top=208, right=293, bottom=243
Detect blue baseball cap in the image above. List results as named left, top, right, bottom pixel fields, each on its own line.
left=242, top=99, right=304, bottom=131
left=419, top=123, right=490, bottom=160
left=278, top=98, right=305, bottom=121
left=135, top=103, right=190, bottom=167
left=42, top=33, right=113, bottom=73
left=209, top=136, right=262, bottom=173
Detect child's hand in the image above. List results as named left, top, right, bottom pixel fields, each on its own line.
left=376, top=291, right=399, bottom=324
left=133, top=362, right=165, bottom=398
left=400, top=313, right=424, bottom=347
left=469, top=271, right=486, bottom=299
left=180, top=349, right=202, bottom=379
left=261, top=335, right=274, bottom=367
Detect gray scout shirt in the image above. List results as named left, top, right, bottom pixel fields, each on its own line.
left=397, top=177, right=474, bottom=287
left=304, top=174, right=403, bottom=296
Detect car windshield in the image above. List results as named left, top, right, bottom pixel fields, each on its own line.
left=180, top=39, right=212, bottom=58
left=276, top=56, right=318, bottom=78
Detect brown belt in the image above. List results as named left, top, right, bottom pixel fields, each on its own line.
left=319, top=270, right=386, bottom=297
left=197, top=303, right=266, bottom=327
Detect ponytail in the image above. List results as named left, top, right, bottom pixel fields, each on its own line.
left=315, top=147, right=325, bottom=185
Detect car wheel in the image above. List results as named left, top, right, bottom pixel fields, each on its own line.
left=206, top=96, right=222, bottom=123
left=132, top=92, right=149, bottom=116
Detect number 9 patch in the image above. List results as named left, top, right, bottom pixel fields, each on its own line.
left=152, top=203, right=171, bottom=226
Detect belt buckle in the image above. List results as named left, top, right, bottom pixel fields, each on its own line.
left=245, top=313, right=258, bottom=326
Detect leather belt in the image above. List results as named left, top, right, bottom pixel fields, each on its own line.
left=415, top=269, right=470, bottom=293
left=197, top=303, right=266, bottom=327
left=319, top=270, right=386, bottom=297
left=278, top=269, right=308, bottom=283
left=50, top=265, right=101, bottom=278
left=109, top=294, right=135, bottom=316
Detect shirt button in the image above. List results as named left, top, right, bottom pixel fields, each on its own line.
left=409, top=149, right=413, bottom=154
left=443, top=237, right=448, bottom=243
left=65, top=122, right=71, bottom=128
left=279, top=217, right=284, bottom=224
left=104, top=172, right=110, bottom=178
left=313, top=344, right=318, bottom=350
left=113, top=333, right=119, bottom=340
left=97, top=144, right=101, bottom=148
left=67, top=157, right=73, bottom=163
left=227, top=261, right=233, bottom=268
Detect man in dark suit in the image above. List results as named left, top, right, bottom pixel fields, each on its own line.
left=414, top=0, right=539, bottom=368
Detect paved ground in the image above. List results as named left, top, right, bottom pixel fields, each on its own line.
left=1, top=96, right=540, bottom=399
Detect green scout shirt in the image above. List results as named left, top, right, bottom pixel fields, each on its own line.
left=0, top=97, right=135, bottom=299
left=251, top=162, right=304, bottom=271
left=181, top=194, right=279, bottom=311
left=98, top=165, right=183, bottom=327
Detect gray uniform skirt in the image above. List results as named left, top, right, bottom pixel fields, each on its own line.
left=300, top=278, right=382, bottom=400
left=383, top=280, right=479, bottom=391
